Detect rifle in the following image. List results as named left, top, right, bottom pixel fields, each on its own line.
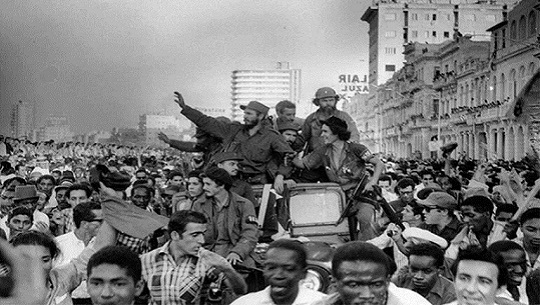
left=372, top=186, right=405, bottom=231
left=336, top=173, right=369, bottom=226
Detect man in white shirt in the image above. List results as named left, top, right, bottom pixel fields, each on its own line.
left=55, top=201, right=103, bottom=304
left=231, top=239, right=326, bottom=305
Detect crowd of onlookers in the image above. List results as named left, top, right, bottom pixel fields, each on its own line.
left=0, top=88, right=539, bottom=305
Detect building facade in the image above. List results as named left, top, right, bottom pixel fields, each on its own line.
left=10, top=100, right=35, bottom=139
left=377, top=0, right=539, bottom=160
left=36, top=116, right=73, bottom=142
left=138, top=114, right=191, bottom=147
left=230, top=62, right=301, bottom=121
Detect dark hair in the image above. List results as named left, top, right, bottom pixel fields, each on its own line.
left=322, top=119, right=351, bottom=141
left=332, top=241, right=392, bottom=278
left=409, top=243, right=444, bottom=267
left=187, top=170, right=203, bottom=181
left=66, top=183, right=93, bottom=199
left=135, top=168, right=147, bottom=176
left=8, top=206, right=34, bottom=222
left=130, top=183, right=154, bottom=197
left=520, top=208, right=540, bottom=225
left=454, top=246, right=507, bottom=288
left=275, top=100, right=296, bottom=114
left=11, top=231, right=59, bottom=259
left=268, top=239, right=307, bottom=269
left=73, top=201, right=102, bottom=228
left=488, top=240, right=525, bottom=256
left=168, top=171, right=183, bottom=180
left=461, top=196, right=494, bottom=214
left=37, top=175, right=56, bottom=185
left=87, top=246, right=141, bottom=282
left=379, top=174, right=392, bottom=183
left=495, top=204, right=518, bottom=216
left=419, top=170, right=434, bottom=178
left=168, top=210, right=207, bottom=236
left=394, top=177, right=416, bottom=193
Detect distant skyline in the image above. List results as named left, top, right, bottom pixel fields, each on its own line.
left=0, top=1, right=370, bottom=134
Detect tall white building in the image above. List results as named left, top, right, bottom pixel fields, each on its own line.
left=230, top=62, right=301, bottom=121
left=10, top=100, right=35, bottom=138
left=361, top=0, right=515, bottom=87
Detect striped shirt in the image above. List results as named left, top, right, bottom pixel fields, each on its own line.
left=140, top=241, right=214, bottom=305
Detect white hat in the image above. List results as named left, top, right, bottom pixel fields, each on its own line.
left=402, top=227, right=448, bottom=249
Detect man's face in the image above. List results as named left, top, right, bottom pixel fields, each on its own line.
left=87, top=264, right=143, bottom=305
left=499, top=249, right=527, bottom=286
left=521, top=218, right=540, bottom=248
left=243, top=109, right=261, bottom=127
left=203, top=177, right=223, bottom=198
left=494, top=212, right=513, bottom=222
left=278, top=108, right=296, bottom=122
left=335, top=261, right=389, bottom=305
left=169, top=175, right=183, bottom=186
left=455, top=260, right=500, bottom=305
left=281, top=130, right=298, bottom=145
left=398, top=186, right=414, bottom=204
left=8, top=214, right=32, bottom=237
left=423, top=206, right=445, bottom=225
left=173, top=222, right=206, bottom=256
left=56, top=189, right=68, bottom=205
left=131, top=188, right=151, bottom=209
left=318, top=97, right=337, bottom=112
left=263, top=248, right=306, bottom=304
left=85, top=209, right=103, bottom=238
left=438, top=177, right=452, bottom=191
left=17, top=165, right=27, bottom=177
left=460, top=206, right=490, bottom=232
left=218, top=160, right=239, bottom=177
left=408, top=255, right=439, bottom=293
left=52, top=172, right=62, bottom=181
left=187, top=177, right=204, bottom=198
left=378, top=180, right=392, bottom=193
left=421, top=174, right=434, bottom=186
left=68, top=189, right=89, bottom=207
left=321, top=124, right=338, bottom=145
left=38, top=178, right=55, bottom=193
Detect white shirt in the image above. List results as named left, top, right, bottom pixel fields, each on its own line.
left=54, top=231, right=91, bottom=299
left=231, top=286, right=326, bottom=305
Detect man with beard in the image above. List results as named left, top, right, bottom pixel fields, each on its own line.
left=394, top=243, right=456, bottom=305
left=231, top=239, right=326, bottom=305
left=174, top=92, right=294, bottom=188
left=302, top=87, right=359, bottom=153
left=489, top=241, right=529, bottom=304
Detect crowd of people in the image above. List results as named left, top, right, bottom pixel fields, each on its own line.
left=0, top=87, right=538, bottom=305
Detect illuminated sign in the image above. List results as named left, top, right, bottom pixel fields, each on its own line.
left=338, top=74, right=369, bottom=94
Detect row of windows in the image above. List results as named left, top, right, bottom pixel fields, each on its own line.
left=386, top=12, right=495, bottom=22
left=410, top=30, right=450, bottom=39
left=509, top=12, right=537, bottom=41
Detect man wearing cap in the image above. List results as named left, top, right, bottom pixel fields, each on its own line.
left=192, top=167, right=258, bottom=266
left=303, top=87, right=359, bottom=153
left=418, top=192, right=463, bottom=243
left=213, top=152, right=257, bottom=208
left=173, top=92, right=294, bottom=187
left=12, top=185, right=50, bottom=233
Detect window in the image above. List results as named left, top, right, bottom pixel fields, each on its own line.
left=510, top=20, right=517, bottom=39
left=432, top=14, right=437, bottom=21
left=412, top=13, right=418, bottom=21
left=412, top=30, right=418, bottom=38
left=432, top=31, right=437, bottom=37
left=443, top=31, right=450, bottom=38
left=385, top=65, right=396, bottom=72
left=385, top=31, right=396, bottom=37
left=385, top=47, right=397, bottom=54
left=529, top=12, right=537, bottom=37
left=519, top=15, right=526, bottom=40
left=385, top=13, right=396, bottom=20
left=501, top=29, right=506, bottom=48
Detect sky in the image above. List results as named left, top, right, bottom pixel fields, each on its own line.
left=0, top=0, right=370, bottom=134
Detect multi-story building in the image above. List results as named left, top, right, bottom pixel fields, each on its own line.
left=378, top=0, right=539, bottom=160
left=10, top=100, right=35, bottom=139
left=36, top=116, right=73, bottom=142
left=138, top=114, right=191, bottom=147
left=230, top=62, right=301, bottom=121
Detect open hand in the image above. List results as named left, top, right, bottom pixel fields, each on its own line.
left=157, top=132, right=170, bottom=144
left=174, top=92, right=186, bottom=109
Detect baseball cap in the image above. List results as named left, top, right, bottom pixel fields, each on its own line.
left=240, top=101, right=269, bottom=115
left=419, top=191, right=457, bottom=210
